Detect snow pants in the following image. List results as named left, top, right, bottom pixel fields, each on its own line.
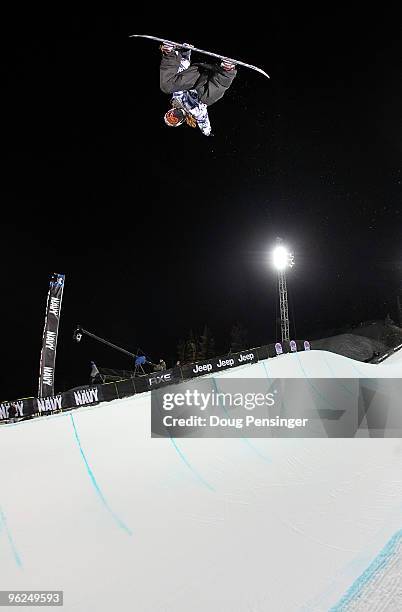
left=159, top=51, right=237, bottom=106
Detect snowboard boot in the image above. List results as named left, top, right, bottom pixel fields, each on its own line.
left=180, top=44, right=193, bottom=62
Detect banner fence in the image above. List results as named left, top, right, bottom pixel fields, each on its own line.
left=1, top=339, right=379, bottom=425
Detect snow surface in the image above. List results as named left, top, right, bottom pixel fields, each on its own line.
left=1, top=349, right=402, bottom=611
left=311, top=333, right=385, bottom=362
left=379, top=345, right=402, bottom=365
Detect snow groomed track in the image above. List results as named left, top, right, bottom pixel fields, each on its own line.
left=1, top=348, right=402, bottom=611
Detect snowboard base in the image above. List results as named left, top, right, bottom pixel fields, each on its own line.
left=129, top=34, right=270, bottom=80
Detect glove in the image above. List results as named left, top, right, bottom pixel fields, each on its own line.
left=221, top=60, right=236, bottom=71
left=160, top=42, right=176, bottom=54
left=185, top=114, right=197, bottom=129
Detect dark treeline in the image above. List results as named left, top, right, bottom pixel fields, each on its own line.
left=176, top=322, right=250, bottom=365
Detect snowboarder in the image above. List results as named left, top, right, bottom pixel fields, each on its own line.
left=159, top=43, right=237, bottom=136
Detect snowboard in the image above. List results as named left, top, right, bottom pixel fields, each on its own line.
left=129, top=34, right=270, bottom=80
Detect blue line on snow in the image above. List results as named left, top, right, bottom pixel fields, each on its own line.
left=0, top=505, right=22, bottom=567
left=294, top=351, right=345, bottom=411
left=322, top=355, right=355, bottom=396
left=168, top=436, right=215, bottom=492
left=153, top=392, right=215, bottom=491
left=212, top=376, right=271, bottom=464
left=330, top=529, right=402, bottom=611
left=70, top=414, right=132, bottom=536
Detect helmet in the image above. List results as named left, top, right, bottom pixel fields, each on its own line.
left=163, top=107, right=186, bottom=127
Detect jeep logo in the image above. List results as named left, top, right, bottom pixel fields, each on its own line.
left=238, top=353, right=254, bottom=363
left=217, top=358, right=235, bottom=368
left=193, top=363, right=213, bottom=374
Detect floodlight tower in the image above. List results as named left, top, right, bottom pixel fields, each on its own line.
left=272, top=239, right=295, bottom=344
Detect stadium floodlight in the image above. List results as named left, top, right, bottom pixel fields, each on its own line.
left=271, top=239, right=295, bottom=344
left=272, top=245, right=294, bottom=271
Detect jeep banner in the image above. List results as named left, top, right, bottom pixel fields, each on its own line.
left=182, top=350, right=259, bottom=380
left=38, top=273, right=65, bottom=398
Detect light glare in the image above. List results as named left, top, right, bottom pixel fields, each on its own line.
left=272, top=246, right=289, bottom=270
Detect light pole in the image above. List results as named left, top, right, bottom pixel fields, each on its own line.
left=272, top=240, right=295, bottom=344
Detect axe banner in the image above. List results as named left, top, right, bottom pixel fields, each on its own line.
left=38, top=273, right=65, bottom=397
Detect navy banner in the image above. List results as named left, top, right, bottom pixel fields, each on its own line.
left=0, top=399, right=31, bottom=420
left=38, top=273, right=65, bottom=398
left=35, top=386, right=104, bottom=414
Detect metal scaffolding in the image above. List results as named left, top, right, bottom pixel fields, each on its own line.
left=272, top=238, right=294, bottom=345
left=278, top=269, right=290, bottom=343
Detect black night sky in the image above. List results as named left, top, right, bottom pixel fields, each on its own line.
left=1, top=14, right=401, bottom=399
